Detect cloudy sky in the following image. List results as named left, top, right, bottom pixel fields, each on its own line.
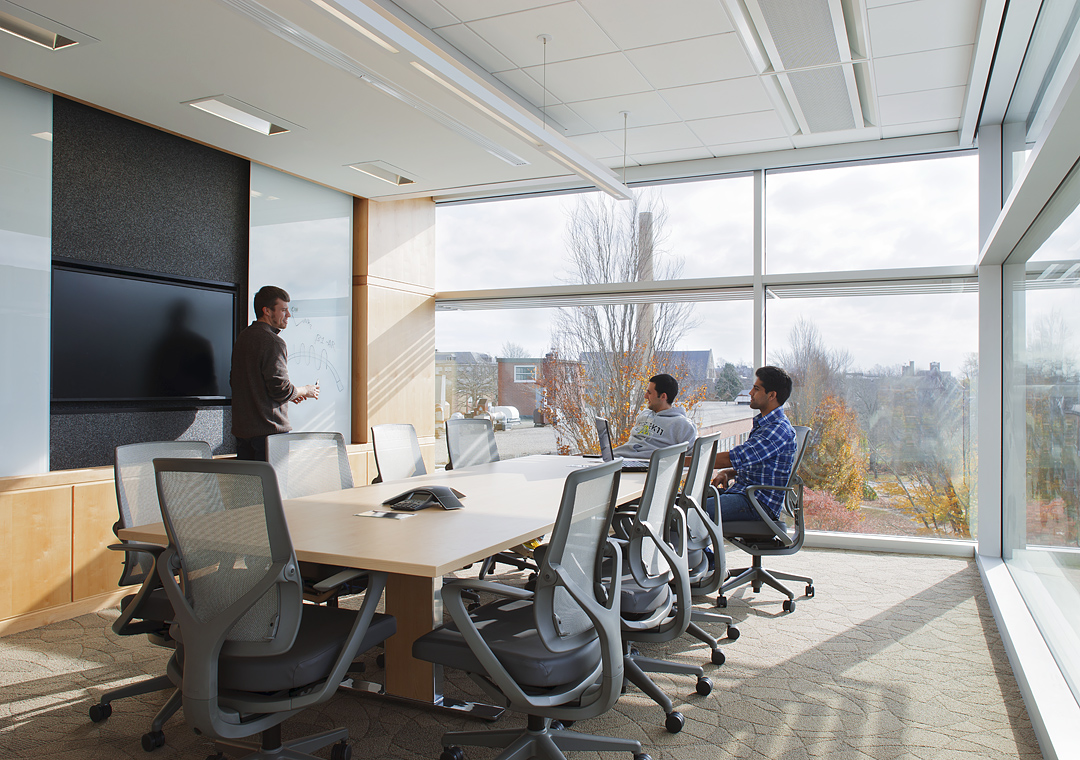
left=435, top=154, right=989, bottom=374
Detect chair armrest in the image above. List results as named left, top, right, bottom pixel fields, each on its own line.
left=742, top=484, right=799, bottom=545
left=312, top=568, right=367, bottom=593
left=109, top=541, right=166, bottom=556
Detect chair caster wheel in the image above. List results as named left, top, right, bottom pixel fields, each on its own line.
left=376, top=653, right=385, bottom=669
left=141, top=730, right=165, bottom=752
left=805, top=584, right=815, bottom=598
left=726, top=625, right=740, bottom=641
left=634, top=754, right=653, bottom=760
left=330, top=739, right=352, bottom=760
left=783, top=598, right=796, bottom=612
left=441, top=746, right=465, bottom=760
left=716, top=596, right=727, bottom=608
left=665, top=711, right=685, bottom=733
left=711, top=648, right=725, bottom=666
left=696, top=676, right=713, bottom=696
left=88, top=702, right=112, bottom=722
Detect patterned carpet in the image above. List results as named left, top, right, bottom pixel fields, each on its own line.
left=0, top=549, right=1041, bottom=760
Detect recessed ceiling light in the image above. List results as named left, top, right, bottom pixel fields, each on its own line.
left=347, top=161, right=416, bottom=186
left=185, top=95, right=295, bottom=135
left=31, top=131, right=53, bottom=142
left=0, top=1, right=94, bottom=50
left=307, top=0, right=399, bottom=53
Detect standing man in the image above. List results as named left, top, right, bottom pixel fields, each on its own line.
left=613, top=373, right=698, bottom=459
left=230, top=285, right=318, bottom=461
left=708, top=366, right=796, bottom=523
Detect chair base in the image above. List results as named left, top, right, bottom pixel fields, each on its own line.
left=623, top=646, right=711, bottom=732
left=721, top=555, right=813, bottom=604
left=442, top=715, right=645, bottom=760
left=211, top=724, right=348, bottom=760
left=89, top=675, right=182, bottom=750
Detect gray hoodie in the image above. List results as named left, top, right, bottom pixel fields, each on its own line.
left=612, top=406, right=697, bottom=459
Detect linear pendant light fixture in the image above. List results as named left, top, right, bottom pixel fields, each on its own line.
left=185, top=95, right=296, bottom=135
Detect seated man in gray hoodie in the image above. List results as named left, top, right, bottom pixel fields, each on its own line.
left=613, top=373, right=698, bottom=459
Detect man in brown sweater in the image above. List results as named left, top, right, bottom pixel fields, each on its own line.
left=230, top=285, right=318, bottom=461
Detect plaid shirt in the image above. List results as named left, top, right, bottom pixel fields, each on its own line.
left=725, top=406, right=796, bottom=519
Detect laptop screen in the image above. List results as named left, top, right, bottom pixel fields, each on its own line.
left=594, top=417, right=614, bottom=461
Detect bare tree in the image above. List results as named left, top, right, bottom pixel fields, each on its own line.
left=500, top=341, right=529, bottom=358
left=454, top=357, right=497, bottom=413
left=543, top=191, right=701, bottom=452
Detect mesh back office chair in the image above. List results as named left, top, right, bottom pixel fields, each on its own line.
left=617, top=443, right=712, bottom=734
left=88, top=440, right=211, bottom=752
left=444, top=418, right=500, bottom=471
left=370, top=423, right=426, bottom=483
left=265, top=432, right=366, bottom=605
left=413, top=459, right=650, bottom=760
left=678, top=433, right=738, bottom=665
left=720, top=425, right=815, bottom=612
left=153, top=458, right=396, bottom=760
left=445, top=418, right=537, bottom=580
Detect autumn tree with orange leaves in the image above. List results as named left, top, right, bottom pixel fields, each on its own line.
left=539, top=191, right=703, bottom=453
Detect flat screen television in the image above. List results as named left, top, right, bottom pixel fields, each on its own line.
left=51, top=261, right=238, bottom=403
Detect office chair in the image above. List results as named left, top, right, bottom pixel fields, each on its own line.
left=444, top=417, right=500, bottom=471
left=720, top=425, right=815, bottom=612
left=617, top=443, right=712, bottom=734
left=265, top=432, right=366, bottom=605
left=152, top=458, right=396, bottom=760
left=445, top=418, right=537, bottom=580
left=413, top=459, right=651, bottom=760
left=370, top=423, right=426, bottom=482
left=679, top=433, right=739, bottom=665
left=88, top=440, right=211, bottom=752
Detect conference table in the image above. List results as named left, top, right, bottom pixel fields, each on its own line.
left=120, top=454, right=645, bottom=716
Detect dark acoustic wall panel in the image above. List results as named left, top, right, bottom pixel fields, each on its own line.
left=50, top=97, right=249, bottom=468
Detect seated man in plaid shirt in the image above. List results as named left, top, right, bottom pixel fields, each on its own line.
left=706, top=366, right=796, bottom=524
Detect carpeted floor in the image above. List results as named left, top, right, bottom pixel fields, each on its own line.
left=0, top=549, right=1042, bottom=760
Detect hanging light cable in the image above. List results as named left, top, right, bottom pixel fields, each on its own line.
left=620, top=110, right=629, bottom=186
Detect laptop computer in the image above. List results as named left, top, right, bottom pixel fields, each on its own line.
left=594, top=417, right=650, bottom=472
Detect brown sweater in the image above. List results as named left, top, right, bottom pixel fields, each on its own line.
left=230, top=321, right=298, bottom=439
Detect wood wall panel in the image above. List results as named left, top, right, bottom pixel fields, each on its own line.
left=72, top=481, right=123, bottom=601
left=0, top=487, right=72, bottom=619
left=353, top=197, right=437, bottom=443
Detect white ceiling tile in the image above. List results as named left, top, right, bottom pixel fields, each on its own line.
left=626, top=34, right=757, bottom=90
left=659, top=77, right=774, bottom=121
left=791, top=127, right=881, bottom=149
left=392, top=0, right=462, bottom=28
left=433, top=0, right=560, bottom=24
left=599, top=122, right=704, bottom=154
left=565, top=91, right=680, bottom=131
left=868, top=0, right=980, bottom=58
left=435, top=23, right=517, bottom=72
left=539, top=103, right=593, bottom=135
left=874, top=46, right=974, bottom=96
left=465, top=3, right=618, bottom=69
left=494, top=68, right=547, bottom=105
left=521, top=53, right=652, bottom=102
left=881, top=118, right=960, bottom=139
left=878, top=86, right=967, bottom=125
left=710, top=136, right=795, bottom=156
left=687, top=110, right=789, bottom=144
left=579, top=0, right=732, bottom=50
left=568, top=131, right=623, bottom=159
left=626, top=145, right=716, bottom=165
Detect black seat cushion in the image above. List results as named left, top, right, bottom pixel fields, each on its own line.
left=413, top=597, right=601, bottom=689
left=723, top=519, right=788, bottom=540
left=619, top=572, right=671, bottom=618
left=177, top=605, right=395, bottom=693
left=121, top=587, right=174, bottom=625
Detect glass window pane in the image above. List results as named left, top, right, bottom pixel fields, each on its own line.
left=765, top=290, right=978, bottom=539
left=436, top=176, right=753, bottom=291
left=435, top=300, right=754, bottom=468
left=765, top=155, right=978, bottom=274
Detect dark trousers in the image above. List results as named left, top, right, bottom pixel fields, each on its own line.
left=235, top=436, right=268, bottom=461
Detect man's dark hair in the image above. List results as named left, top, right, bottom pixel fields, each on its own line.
left=649, top=373, right=679, bottom=404
left=756, top=366, right=793, bottom=405
left=253, top=285, right=290, bottom=317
